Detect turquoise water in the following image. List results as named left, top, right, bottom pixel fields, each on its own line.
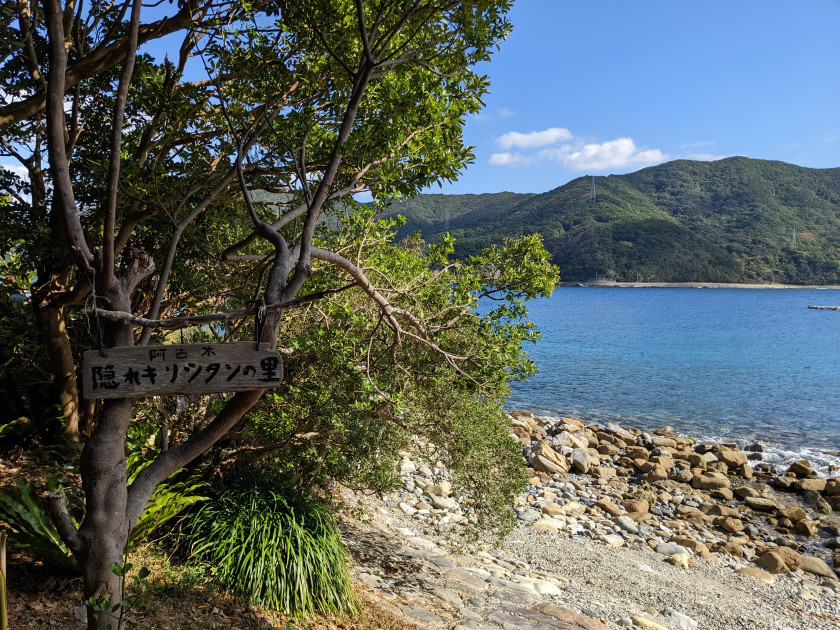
left=508, top=287, right=840, bottom=465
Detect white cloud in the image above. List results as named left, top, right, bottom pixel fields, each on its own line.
left=497, top=127, right=572, bottom=149
left=488, top=152, right=535, bottom=167
left=684, top=152, right=727, bottom=162
left=0, top=162, right=29, bottom=181
left=562, top=138, right=667, bottom=171
left=496, top=107, right=516, bottom=118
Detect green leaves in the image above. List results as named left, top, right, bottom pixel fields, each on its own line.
left=182, top=471, right=356, bottom=616
left=0, top=479, right=77, bottom=572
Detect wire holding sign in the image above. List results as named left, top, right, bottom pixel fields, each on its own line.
left=81, top=343, right=283, bottom=400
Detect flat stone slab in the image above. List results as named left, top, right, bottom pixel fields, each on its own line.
left=397, top=603, right=446, bottom=627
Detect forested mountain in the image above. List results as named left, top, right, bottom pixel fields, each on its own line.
left=382, top=157, right=840, bottom=284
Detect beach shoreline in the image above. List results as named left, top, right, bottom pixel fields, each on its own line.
left=343, top=411, right=840, bottom=629
left=565, top=281, right=840, bottom=290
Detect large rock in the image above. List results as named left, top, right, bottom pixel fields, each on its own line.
left=431, top=495, right=458, bottom=510
left=788, top=459, right=817, bottom=478
left=716, top=448, right=747, bottom=470
left=655, top=542, right=689, bottom=556
left=427, top=481, right=452, bottom=496
left=531, top=518, right=559, bottom=533
left=794, top=520, right=819, bottom=537
left=541, top=502, right=565, bottom=517
left=552, top=431, right=588, bottom=450
left=776, top=504, right=807, bottom=521
left=668, top=536, right=712, bottom=559
left=744, top=496, right=778, bottom=512
left=643, top=464, right=669, bottom=483
left=569, top=447, right=593, bottom=474
left=804, top=490, right=833, bottom=514
left=691, top=471, right=731, bottom=490
left=800, top=555, right=837, bottom=580
left=558, top=501, right=587, bottom=517
left=596, top=498, right=624, bottom=517
left=624, top=498, right=650, bottom=513
left=756, top=551, right=788, bottom=574
left=825, top=479, right=840, bottom=496
left=530, top=454, right=567, bottom=475
left=533, top=602, right=611, bottom=630
left=773, top=546, right=802, bottom=571
left=718, top=517, right=744, bottom=533
left=796, top=478, right=827, bottom=493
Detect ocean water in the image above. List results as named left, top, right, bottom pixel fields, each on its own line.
left=507, top=287, right=840, bottom=473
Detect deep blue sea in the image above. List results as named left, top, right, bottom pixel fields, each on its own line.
left=507, top=287, right=840, bottom=472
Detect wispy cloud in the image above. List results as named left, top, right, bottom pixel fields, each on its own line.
left=497, top=127, right=572, bottom=150
left=488, top=152, right=536, bottom=167
left=496, top=107, right=516, bottom=118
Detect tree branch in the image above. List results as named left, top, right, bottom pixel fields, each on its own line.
left=48, top=492, right=85, bottom=558
left=102, top=0, right=143, bottom=288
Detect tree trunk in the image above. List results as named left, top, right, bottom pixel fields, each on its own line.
left=32, top=298, right=82, bottom=440
left=78, top=398, right=133, bottom=630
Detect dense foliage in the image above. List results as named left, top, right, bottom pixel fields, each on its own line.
left=182, top=469, right=356, bottom=616
left=0, top=0, right=563, bottom=624
left=384, top=157, right=840, bottom=284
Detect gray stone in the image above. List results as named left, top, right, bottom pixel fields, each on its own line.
left=617, top=515, right=639, bottom=534
left=517, top=508, right=541, bottom=524
left=396, top=603, right=445, bottom=627
left=655, top=542, right=690, bottom=556
left=570, top=447, right=593, bottom=474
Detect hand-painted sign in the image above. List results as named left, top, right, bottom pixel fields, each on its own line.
left=81, top=342, right=283, bottom=400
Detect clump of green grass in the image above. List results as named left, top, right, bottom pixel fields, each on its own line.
left=181, top=470, right=356, bottom=617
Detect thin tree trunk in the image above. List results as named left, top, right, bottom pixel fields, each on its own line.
left=31, top=287, right=82, bottom=440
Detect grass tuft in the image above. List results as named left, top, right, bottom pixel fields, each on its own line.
left=182, top=470, right=356, bottom=617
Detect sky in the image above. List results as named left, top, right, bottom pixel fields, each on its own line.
left=435, top=0, right=840, bottom=195
left=3, top=1, right=838, bottom=196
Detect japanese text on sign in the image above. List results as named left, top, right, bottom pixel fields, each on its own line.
left=81, top=343, right=283, bottom=400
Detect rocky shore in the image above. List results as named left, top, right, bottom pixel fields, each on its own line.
left=340, top=412, right=840, bottom=630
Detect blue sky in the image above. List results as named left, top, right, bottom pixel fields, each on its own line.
left=437, top=0, right=840, bottom=195
left=3, top=1, right=837, bottom=196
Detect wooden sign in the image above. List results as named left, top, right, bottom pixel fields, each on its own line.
left=81, top=342, right=283, bottom=400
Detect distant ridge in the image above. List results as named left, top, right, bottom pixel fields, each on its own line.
left=382, top=157, right=840, bottom=284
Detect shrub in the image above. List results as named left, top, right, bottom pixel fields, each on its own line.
left=182, top=470, right=356, bottom=616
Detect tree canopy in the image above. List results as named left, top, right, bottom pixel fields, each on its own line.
left=0, top=1, right=565, bottom=627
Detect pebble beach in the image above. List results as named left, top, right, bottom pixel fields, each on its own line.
left=341, top=412, right=840, bottom=630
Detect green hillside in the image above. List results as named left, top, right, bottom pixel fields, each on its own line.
left=383, top=157, right=840, bottom=284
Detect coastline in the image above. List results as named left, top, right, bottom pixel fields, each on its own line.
left=343, top=411, right=840, bottom=630
left=565, top=281, right=840, bottom=290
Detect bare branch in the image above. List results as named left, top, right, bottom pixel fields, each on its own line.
left=102, top=0, right=144, bottom=288
left=48, top=492, right=85, bottom=557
